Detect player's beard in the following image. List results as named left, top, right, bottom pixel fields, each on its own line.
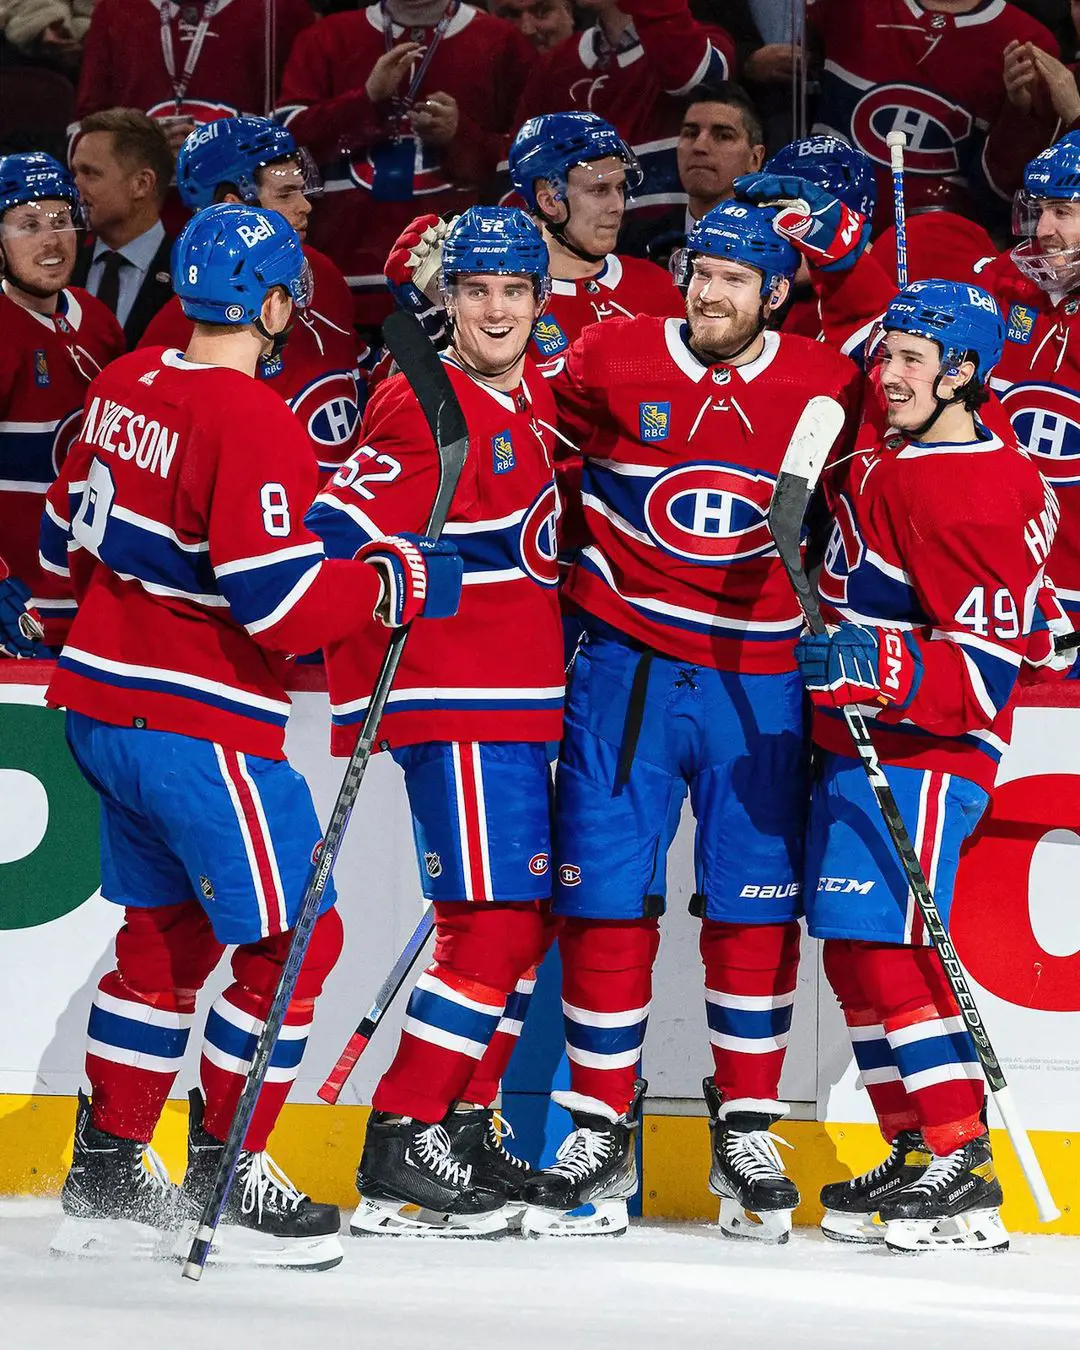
left=687, top=300, right=763, bottom=362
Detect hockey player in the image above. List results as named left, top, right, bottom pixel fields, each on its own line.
left=140, top=115, right=364, bottom=485
left=0, top=152, right=124, bottom=651
left=519, top=202, right=862, bottom=1239
left=306, top=207, right=564, bottom=1238
left=793, top=280, right=1050, bottom=1253
left=43, top=202, right=463, bottom=1268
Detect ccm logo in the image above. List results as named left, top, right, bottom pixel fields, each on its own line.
left=818, top=877, right=875, bottom=894
left=883, top=630, right=905, bottom=692
left=559, top=864, right=582, bottom=887
left=529, top=853, right=550, bottom=877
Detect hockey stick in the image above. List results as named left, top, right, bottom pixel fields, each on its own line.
left=181, top=311, right=469, bottom=1280
left=317, top=903, right=435, bottom=1104
left=887, top=131, right=909, bottom=290
left=769, top=398, right=1060, bottom=1224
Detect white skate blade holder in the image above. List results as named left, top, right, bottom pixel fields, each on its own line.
left=350, top=1195, right=512, bottom=1240
left=884, top=1208, right=1010, bottom=1254
left=716, top=1196, right=793, bottom=1245
left=520, top=1197, right=630, bottom=1239
left=173, top=1220, right=344, bottom=1271
left=51, top=1214, right=169, bottom=1262
left=820, top=1209, right=886, bottom=1245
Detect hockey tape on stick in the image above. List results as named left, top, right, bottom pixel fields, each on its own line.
left=318, top=903, right=435, bottom=1104
left=769, top=400, right=1060, bottom=1226
left=1054, top=629, right=1080, bottom=656
left=887, top=131, right=908, bottom=291
left=181, top=312, right=469, bottom=1281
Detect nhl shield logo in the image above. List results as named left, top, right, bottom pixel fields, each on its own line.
left=532, top=317, right=569, bottom=356
left=492, top=430, right=516, bottom=474
left=424, top=851, right=443, bottom=878
left=199, top=875, right=215, bottom=901
left=639, top=402, right=671, bottom=442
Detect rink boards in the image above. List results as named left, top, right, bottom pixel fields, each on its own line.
left=2, top=662, right=1079, bottom=1234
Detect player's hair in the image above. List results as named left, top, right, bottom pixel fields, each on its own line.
left=679, top=81, right=765, bottom=151
left=78, top=109, right=174, bottom=207
left=953, top=354, right=991, bottom=412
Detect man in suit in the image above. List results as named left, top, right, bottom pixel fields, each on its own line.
left=618, top=82, right=765, bottom=268
left=70, top=108, right=176, bottom=346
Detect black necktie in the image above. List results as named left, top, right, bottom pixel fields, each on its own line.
left=96, top=250, right=128, bottom=316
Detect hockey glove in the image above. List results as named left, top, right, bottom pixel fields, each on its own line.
left=357, top=533, right=463, bottom=628
left=733, top=172, right=871, bottom=272
left=1024, top=577, right=1080, bottom=680
left=0, top=563, right=45, bottom=657
left=384, top=213, right=459, bottom=344
left=795, top=623, right=921, bottom=710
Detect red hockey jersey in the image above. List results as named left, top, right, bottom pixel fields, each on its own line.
left=514, top=6, right=734, bottom=220
left=306, top=356, right=564, bottom=753
left=531, top=254, right=683, bottom=360
left=0, top=287, right=124, bottom=647
left=807, top=0, right=1055, bottom=225
left=545, top=316, right=862, bottom=672
left=278, top=4, right=534, bottom=327
left=76, top=0, right=314, bottom=124
left=138, top=247, right=363, bottom=483
left=815, top=413, right=1055, bottom=791
left=42, top=346, right=381, bottom=759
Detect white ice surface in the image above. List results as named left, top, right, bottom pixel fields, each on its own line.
left=2, top=1198, right=1078, bottom=1350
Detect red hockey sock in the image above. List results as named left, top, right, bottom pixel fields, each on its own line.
left=373, top=902, right=547, bottom=1122
left=559, top=916, right=660, bottom=1116
left=845, top=941, right=985, bottom=1155
left=200, top=907, right=343, bottom=1152
left=86, top=902, right=222, bottom=1141
left=822, top=938, right=918, bottom=1141
left=700, top=919, right=800, bottom=1104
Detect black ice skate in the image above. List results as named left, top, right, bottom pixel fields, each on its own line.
left=877, top=1133, right=1009, bottom=1253
left=519, top=1079, right=645, bottom=1238
left=704, top=1078, right=799, bottom=1244
left=351, top=1110, right=512, bottom=1238
left=50, top=1091, right=180, bottom=1260
left=173, top=1090, right=343, bottom=1270
left=819, top=1130, right=931, bottom=1244
left=442, top=1106, right=537, bottom=1217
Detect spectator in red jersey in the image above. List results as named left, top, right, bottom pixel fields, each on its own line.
left=491, top=0, right=573, bottom=53
left=76, top=0, right=315, bottom=155
left=619, top=83, right=766, bottom=266
left=514, top=0, right=736, bottom=232
left=278, top=0, right=534, bottom=337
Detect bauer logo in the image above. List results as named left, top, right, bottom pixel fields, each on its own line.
left=492, top=430, right=516, bottom=474
left=559, top=863, right=582, bottom=886
left=1006, top=304, right=1036, bottom=345
left=532, top=318, right=568, bottom=356
left=529, top=853, right=550, bottom=876
left=639, top=401, right=671, bottom=442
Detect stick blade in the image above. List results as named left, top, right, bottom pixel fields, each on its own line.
left=776, top=395, right=846, bottom=492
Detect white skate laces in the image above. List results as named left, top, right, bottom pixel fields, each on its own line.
left=413, top=1123, right=473, bottom=1187
left=239, top=1151, right=306, bottom=1221
left=902, top=1148, right=965, bottom=1196
left=549, top=1127, right=614, bottom=1182
left=140, top=1144, right=173, bottom=1192
left=723, top=1128, right=793, bottom=1182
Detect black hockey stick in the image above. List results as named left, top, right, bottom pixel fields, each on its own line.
left=182, top=310, right=470, bottom=1280
left=318, top=903, right=434, bottom=1104
left=769, top=396, right=1059, bottom=1223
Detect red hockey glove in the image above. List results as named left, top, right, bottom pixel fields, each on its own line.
left=795, top=623, right=921, bottom=710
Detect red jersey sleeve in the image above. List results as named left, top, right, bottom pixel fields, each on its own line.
left=619, top=0, right=735, bottom=92
left=277, top=18, right=383, bottom=160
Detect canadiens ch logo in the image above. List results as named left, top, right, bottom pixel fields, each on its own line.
left=492, top=430, right=516, bottom=474
left=643, top=462, right=776, bottom=564
left=559, top=863, right=582, bottom=886
left=639, top=402, right=671, bottom=442
left=529, top=853, right=550, bottom=877
left=51, top=408, right=83, bottom=476
left=290, top=371, right=362, bottom=450
left=532, top=318, right=569, bottom=357
left=849, top=83, right=972, bottom=175
left=1006, top=304, right=1036, bottom=345
left=1000, top=383, right=1080, bottom=484
left=518, top=481, right=560, bottom=586
left=819, top=494, right=865, bottom=606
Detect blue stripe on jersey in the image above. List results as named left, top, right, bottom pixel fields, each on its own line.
left=39, top=508, right=70, bottom=574
left=215, top=552, right=323, bottom=629
left=87, top=1004, right=191, bottom=1060
left=890, top=1026, right=978, bottom=1081
left=305, top=496, right=373, bottom=558
left=56, top=650, right=290, bottom=726
left=852, top=1033, right=895, bottom=1075
left=406, top=983, right=503, bottom=1048
left=89, top=504, right=217, bottom=599
left=331, top=691, right=565, bottom=727
left=563, top=1016, right=649, bottom=1058
left=817, top=707, right=1005, bottom=767
left=502, top=986, right=532, bottom=1025
left=953, top=637, right=1020, bottom=715
left=203, top=1006, right=307, bottom=1071
left=443, top=519, right=525, bottom=577
left=0, top=421, right=62, bottom=487
left=704, top=1002, right=793, bottom=1043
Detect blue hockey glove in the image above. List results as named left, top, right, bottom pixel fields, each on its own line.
left=357, top=532, right=463, bottom=627
left=0, top=564, right=45, bottom=657
left=733, top=172, right=871, bottom=271
left=795, top=623, right=920, bottom=710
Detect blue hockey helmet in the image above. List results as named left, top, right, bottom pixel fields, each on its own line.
left=882, top=279, right=1005, bottom=383
left=172, top=203, right=313, bottom=325
left=509, top=112, right=643, bottom=211
left=765, top=134, right=876, bottom=220
left=441, top=206, right=551, bottom=301
left=675, top=200, right=799, bottom=297
left=0, top=151, right=81, bottom=218
left=176, top=115, right=320, bottom=210
left=1011, top=134, right=1080, bottom=293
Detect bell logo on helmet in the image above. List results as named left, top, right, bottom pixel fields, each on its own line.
left=238, top=218, right=274, bottom=248
left=966, top=287, right=998, bottom=315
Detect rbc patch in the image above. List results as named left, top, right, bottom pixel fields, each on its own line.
left=1006, top=304, right=1036, bottom=345
left=33, top=350, right=49, bottom=387
left=532, top=317, right=568, bottom=356
left=639, top=401, right=671, bottom=442
left=492, top=430, right=515, bottom=474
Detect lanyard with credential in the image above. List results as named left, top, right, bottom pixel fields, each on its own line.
left=159, top=0, right=221, bottom=114
left=380, top=0, right=460, bottom=111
